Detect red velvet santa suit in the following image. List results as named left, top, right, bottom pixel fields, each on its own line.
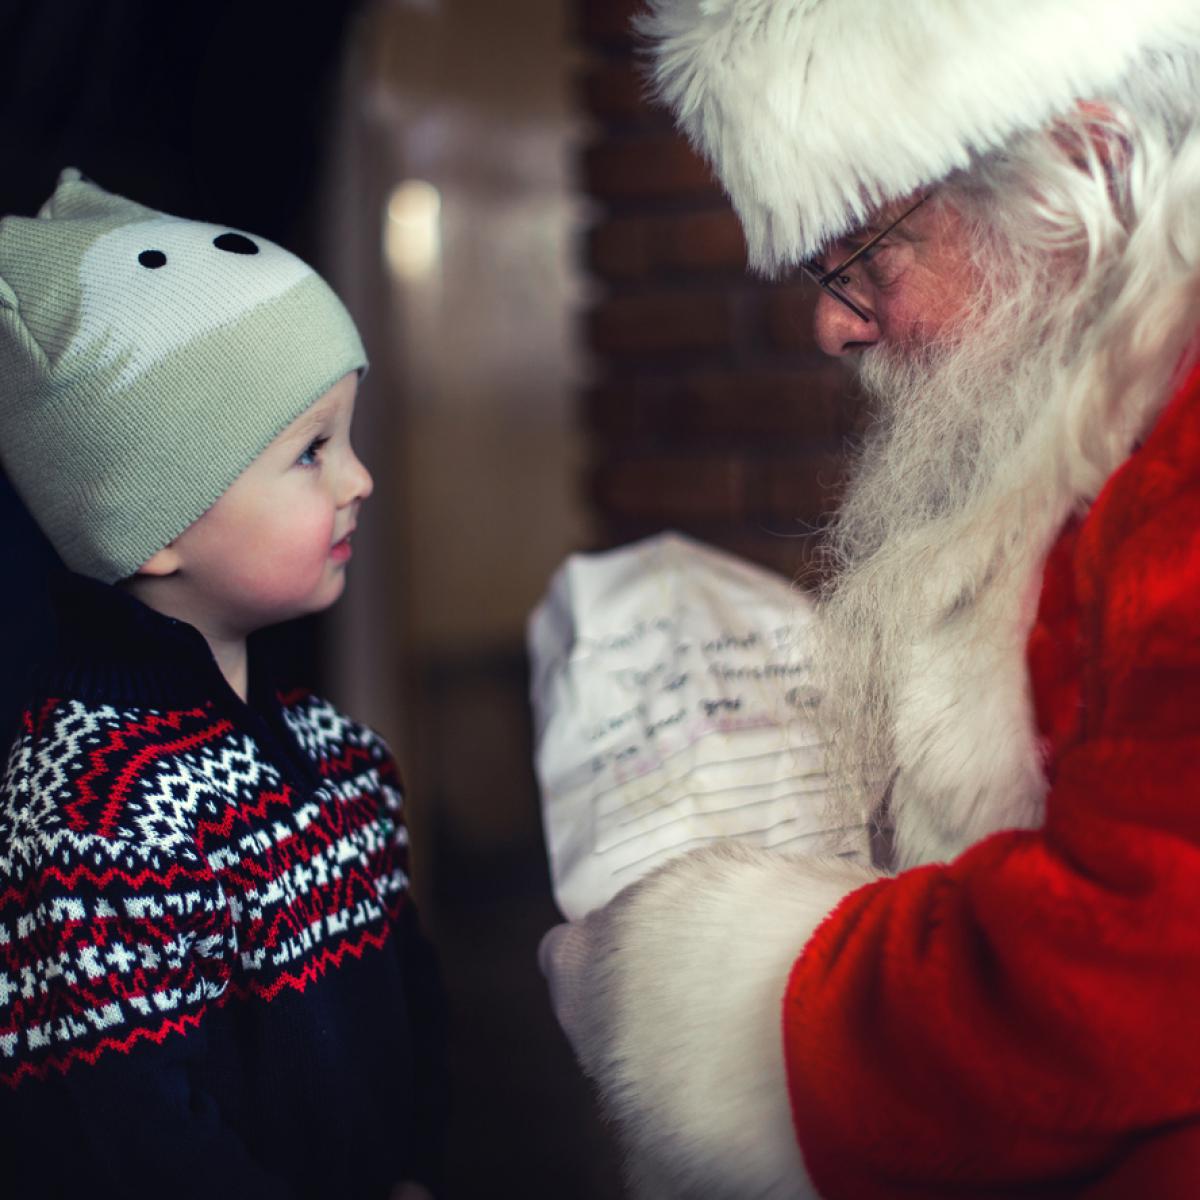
left=786, top=359, right=1200, bottom=1196
left=538, top=7, right=1200, bottom=1197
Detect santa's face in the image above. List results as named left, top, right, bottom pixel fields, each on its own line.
left=809, top=187, right=1090, bottom=842
left=811, top=197, right=982, bottom=361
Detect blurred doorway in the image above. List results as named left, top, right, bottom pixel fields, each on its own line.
left=322, top=2, right=616, bottom=1195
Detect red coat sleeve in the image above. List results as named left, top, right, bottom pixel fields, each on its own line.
left=784, top=362, right=1200, bottom=1198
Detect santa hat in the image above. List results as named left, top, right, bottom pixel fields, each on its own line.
left=637, top=0, right=1200, bottom=272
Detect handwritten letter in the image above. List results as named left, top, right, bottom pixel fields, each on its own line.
left=529, top=533, right=870, bottom=920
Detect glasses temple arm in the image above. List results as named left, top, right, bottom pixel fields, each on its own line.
left=817, top=193, right=930, bottom=286
left=798, top=262, right=872, bottom=323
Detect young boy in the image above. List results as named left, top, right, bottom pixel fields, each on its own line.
left=0, top=169, right=446, bottom=1199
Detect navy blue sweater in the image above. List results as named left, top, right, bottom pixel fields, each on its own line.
left=0, top=574, right=448, bottom=1198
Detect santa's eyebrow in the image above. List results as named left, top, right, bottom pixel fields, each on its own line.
left=843, top=219, right=916, bottom=248
left=827, top=194, right=930, bottom=267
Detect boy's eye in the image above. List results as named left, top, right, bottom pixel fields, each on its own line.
left=297, top=437, right=328, bottom=467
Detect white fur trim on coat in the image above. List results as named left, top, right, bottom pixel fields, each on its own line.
left=571, top=842, right=877, bottom=1199
left=637, top=0, right=1200, bottom=270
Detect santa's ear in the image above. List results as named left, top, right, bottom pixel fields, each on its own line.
left=1051, top=100, right=1130, bottom=179
left=136, top=544, right=183, bottom=577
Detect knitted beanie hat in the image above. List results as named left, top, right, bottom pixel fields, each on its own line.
left=0, top=168, right=368, bottom=583
left=637, top=0, right=1200, bottom=273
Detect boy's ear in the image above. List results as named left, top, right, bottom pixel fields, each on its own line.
left=136, top=544, right=183, bottom=577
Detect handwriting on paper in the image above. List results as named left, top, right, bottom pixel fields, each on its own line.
left=529, top=533, right=871, bottom=919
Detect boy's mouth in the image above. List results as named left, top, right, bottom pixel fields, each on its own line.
left=330, top=528, right=355, bottom=562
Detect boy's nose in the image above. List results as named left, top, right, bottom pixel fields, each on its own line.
left=342, top=450, right=374, bottom=506
left=359, top=462, right=375, bottom=502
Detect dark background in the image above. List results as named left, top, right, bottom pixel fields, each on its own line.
left=0, top=5, right=629, bottom=1195
left=0, top=0, right=366, bottom=739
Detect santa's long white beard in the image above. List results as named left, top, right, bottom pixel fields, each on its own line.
left=815, top=267, right=1088, bottom=864
left=810, top=117, right=1200, bottom=867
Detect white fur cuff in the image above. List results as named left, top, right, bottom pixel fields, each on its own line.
left=587, top=842, right=877, bottom=1199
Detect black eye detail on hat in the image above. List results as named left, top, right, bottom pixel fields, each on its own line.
left=213, top=232, right=260, bottom=255
left=138, top=250, right=167, bottom=269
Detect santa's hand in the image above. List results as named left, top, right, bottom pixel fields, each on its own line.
left=538, top=892, right=631, bottom=1078
left=536, top=843, right=875, bottom=1199
left=538, top=922, right=587, bottom=1053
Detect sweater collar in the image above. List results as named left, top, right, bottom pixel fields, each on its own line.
left=43, top=571, right=280, bottom=712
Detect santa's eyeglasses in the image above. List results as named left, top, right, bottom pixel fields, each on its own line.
left=798, top=194, right=930, bottom=322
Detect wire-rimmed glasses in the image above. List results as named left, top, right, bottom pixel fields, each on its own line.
left=798, top=194, right=930, bottom=322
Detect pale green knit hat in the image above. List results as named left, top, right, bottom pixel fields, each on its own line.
left=0, top=168, right=367, bottom=583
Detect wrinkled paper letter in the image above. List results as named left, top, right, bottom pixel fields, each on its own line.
left=528, top=533, right=870, bottom=919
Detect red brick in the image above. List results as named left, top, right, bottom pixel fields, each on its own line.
left=575, top=0, right=858, bottom=589
left=586, top=367, right=852, bottom=441
left=684, top=368, right=851, bottom=438
left=591, top=449, right=847, bottom=524
left=592, top=519, right=833, bottom=591
left=761, top=452, right=851, bottom=522
left=592, top=455, right=749, bottom=519
left=589, top=210, right=746, bottom=280
left=588, top=292, right=735, bottom=356
left=665, top=210, right=746, bottom=272
left=580, top=61, right=662, bottom=124
left=588, top=218, right=652, bottom=279
left=702, top=528, right=830, bottom=590
left=578, top=0, right=643, bottom=42
left=583, top=135, right=717, bottom=201
left=765, top=284, right=821, bottom=350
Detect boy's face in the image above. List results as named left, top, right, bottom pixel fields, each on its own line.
left=158, top=371, right=373, bottom=636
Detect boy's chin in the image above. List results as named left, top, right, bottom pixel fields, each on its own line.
left=249, top=571, right=349, bottom=630
left=299, top=570, right=350, bottom=617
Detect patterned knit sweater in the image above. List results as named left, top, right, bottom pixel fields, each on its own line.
left=0, top=574, right=447, bottom=1199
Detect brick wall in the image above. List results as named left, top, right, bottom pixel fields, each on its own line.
left=576, top=0, right=863, bottom=586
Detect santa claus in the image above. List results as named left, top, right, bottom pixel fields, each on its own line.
left=539, top=0, right=1200, bottom=1196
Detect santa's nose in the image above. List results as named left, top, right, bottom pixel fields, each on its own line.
left=814, top=290, right=879, bottom=357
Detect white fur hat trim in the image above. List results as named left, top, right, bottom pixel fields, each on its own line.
left=637, top=0, right=1200, bottom=271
